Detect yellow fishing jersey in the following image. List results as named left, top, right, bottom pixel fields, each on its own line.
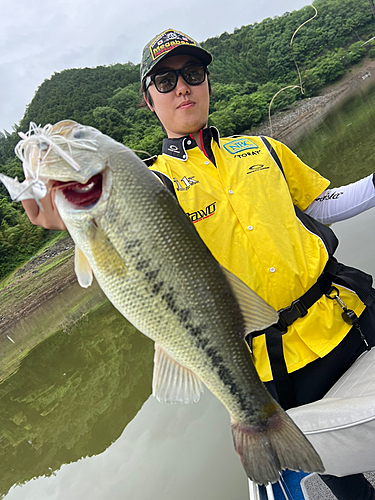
left=150, top=128, right=366, bottom=381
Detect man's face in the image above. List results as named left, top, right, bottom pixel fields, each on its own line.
left=145, top=54, right=210, bottom=138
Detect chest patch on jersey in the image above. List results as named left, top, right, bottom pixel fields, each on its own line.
left=223, top=138, right=259, bottom=154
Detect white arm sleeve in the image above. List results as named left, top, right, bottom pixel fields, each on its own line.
left=304, top=174, right=375, bottom=224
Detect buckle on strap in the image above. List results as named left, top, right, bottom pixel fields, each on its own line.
left=278, top=299, right=308, bottom=331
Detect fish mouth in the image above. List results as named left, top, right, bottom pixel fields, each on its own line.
left=54, top=173, right=103, bottom=208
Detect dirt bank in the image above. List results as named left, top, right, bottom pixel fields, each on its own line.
left=252, top=57, right=375, bottom=146
left=0, top=236, right=75, bottom=336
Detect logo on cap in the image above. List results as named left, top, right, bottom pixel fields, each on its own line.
left=150, top=30, right=196, bottom=61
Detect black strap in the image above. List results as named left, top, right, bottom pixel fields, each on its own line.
left=277, top=265, right=335, bottom=331
left=265, top=326, right=296, bottom=410
left=252, top=258, right=338, bottom=410
left=251, top=258, right=337, bottom=337
left=334, top=274, right=375, bottom=307
left=322, top=256, right=374, bottom=307
left=260, top=136, right=285, bottom=177
left=150, top=170, right=177, bottom=198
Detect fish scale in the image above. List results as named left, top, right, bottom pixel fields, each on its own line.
left=2, top=120, right=325, bottom=485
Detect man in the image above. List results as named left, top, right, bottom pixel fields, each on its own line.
left=23, top=29, right=375, bottom=499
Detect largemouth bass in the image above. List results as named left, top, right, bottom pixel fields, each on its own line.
left=1, top=121, right=324, bottom=485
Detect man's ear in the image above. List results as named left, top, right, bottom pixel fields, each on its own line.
left=144, top=95, right=154, bottom=112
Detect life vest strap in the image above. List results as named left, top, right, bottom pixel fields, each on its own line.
left=251, top=257, right=338, bottom=410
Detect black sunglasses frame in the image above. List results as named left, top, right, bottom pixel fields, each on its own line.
left=145, top=64, right=207, bottom=93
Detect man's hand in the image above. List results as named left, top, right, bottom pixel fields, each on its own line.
left=22, top=180, right=66, bottom=230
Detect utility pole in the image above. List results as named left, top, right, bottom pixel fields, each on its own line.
left=368, top=0, right=375, bottom=19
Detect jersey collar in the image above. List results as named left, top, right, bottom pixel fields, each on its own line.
left=162, top=126, right=220, bottom=161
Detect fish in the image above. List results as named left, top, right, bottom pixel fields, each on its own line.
left=1, top=120, right=324, bottom=485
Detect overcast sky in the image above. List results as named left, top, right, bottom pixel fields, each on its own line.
left=0, top=0, right=311, bottom=133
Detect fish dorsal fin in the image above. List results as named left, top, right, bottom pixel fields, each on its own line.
left=220, top=266, right=278, bottom=337
left=74, top=246, right=93, bottom=288
left=153, top=344, right=204, bottom=404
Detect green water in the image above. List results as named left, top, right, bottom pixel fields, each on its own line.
left=294, top=82, right=375, bottom=187
left=0, top=295, right=153, bottom=499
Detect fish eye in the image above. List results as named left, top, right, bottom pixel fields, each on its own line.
left=74, top=130, right=85, bottom=139
left=36, top=140, right=49, bottom=152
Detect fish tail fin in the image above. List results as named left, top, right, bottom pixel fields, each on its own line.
left=231, top=408, right=324, bottom=485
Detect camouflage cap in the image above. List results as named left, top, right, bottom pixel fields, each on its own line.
left=140, top=29, right=212, bottom=86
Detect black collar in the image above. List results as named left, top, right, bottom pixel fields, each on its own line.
left=162, top=127, right=220, bottom=161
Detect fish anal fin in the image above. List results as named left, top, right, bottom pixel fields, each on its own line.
left=153, top=344, right=204, bottom=404
left=220, top=266, right=278, bottom=337
left=74, top=245, right=93, bottom=288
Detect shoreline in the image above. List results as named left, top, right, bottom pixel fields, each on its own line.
left=251, top=57, right=375, bottom=146
left=0, top=236, right=75, bottom=337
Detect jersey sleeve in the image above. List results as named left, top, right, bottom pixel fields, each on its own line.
left=269, top=137, right=330, bottom=211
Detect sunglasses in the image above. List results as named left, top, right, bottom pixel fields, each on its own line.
left=145, top=64, right=207, bottom=93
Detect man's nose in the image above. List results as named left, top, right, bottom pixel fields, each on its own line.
left=175, top=75, right=190, bottom=95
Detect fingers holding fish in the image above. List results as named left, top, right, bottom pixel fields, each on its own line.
left=21, top=180, right=67, bottom=230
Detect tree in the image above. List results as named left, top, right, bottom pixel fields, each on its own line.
left=367, top=0, right=375, bottom=18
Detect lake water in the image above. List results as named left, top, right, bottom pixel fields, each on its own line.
left=1, top=85, right=375, bottom=500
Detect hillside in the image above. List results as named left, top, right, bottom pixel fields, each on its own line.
left=0, top=0, right=375, bottom=281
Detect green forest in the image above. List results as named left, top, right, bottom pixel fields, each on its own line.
left=1, top=0, right=375, bottom=279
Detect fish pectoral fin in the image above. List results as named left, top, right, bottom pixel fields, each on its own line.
left=220, top=265, right=279, bottom=337
left=153, top=344, right=204, bottom=404
left=74, top=246, right=93, bottom=288
left=87, top=223, right=128, bottom=279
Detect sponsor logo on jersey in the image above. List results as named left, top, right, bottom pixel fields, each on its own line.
left=223, top=138, right=259, bottom=154
left=234, top=150, right=262, bottom=159
left=173, top=176, right=199, bottom=191
left=246, top=164, right=270, bottom=174
left=167, top=144, right=181, bottom=154
left=186, top=202, right=216, bottom=223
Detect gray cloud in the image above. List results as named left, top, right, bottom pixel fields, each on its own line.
left=0, top=0, right=310, bottom=132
